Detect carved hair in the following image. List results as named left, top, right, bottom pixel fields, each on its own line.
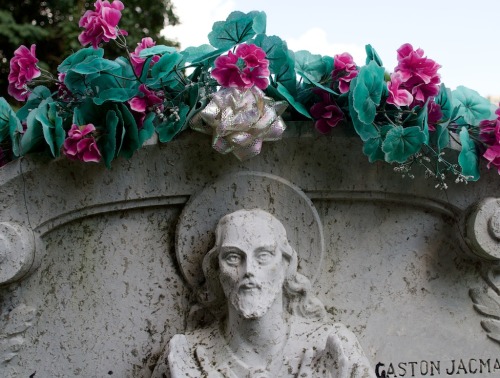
left=199, top=209, right=326, bottom=320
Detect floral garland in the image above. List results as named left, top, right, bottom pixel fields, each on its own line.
left=1, top=1, right=499, bottom=189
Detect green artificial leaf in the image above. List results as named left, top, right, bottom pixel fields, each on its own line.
left=71, top=56, right=122, bottom=75
left=365, top=44, right=384, bottom=66
left=93, top=88, right=138, bottom=105
left=58, top=47, right=104, bottom=73
left=150, top=52, right=184, bottom=87
left=208, top=11, right=266, bottom=49
left=273, top=51, right=297, bottom=96
left=435, top=84, right=453, bottom=125
left=348, top=77, right=378, bottom=141
left=430, top=124, right=450, bottom=152
left=322, top=56, right=334, bottom=76
left=0, top=97, right=23, bottom=156
left=352, top=61, right=385, bottom=125
left=114, top=57, right=137, bottom=87
left=253, top=34, right=288, bottom=74
left=274, top=83, right=311, bottom=119
left=458, top=126, right=480, bottom=181
left=156, top=103, right=189, bottom=142
left=117, top=104, right=140, bottom=159
left=36, top=99, right=64, bottom=157
left=17, top=86, right=52, bottom=121
left=181, top=44, right=217, bottom=63
left=453, top=86, right=493, bottom=125
left=101, top=110, right=119, bottom=168
left=295, top=50, right=327, bottom=83
left=362, top=125, right=393, bottom=162
left=64, top=70, right=98, bottom=95
left=403, top=104, right=429, bottom=144
left=139, top=113, right=156, bottom=145
left=382, top=125, right=425, bottom=163
left=20, top=107, right=45, bottom=155
left=139, top=45, right=177, bottom=58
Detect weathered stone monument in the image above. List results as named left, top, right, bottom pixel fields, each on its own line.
left=0, top=126, right=500, bottom=377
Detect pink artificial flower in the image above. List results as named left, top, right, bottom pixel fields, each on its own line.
left=310, top=90, right=344, bottom=133
left=130, top=37, right=160, bottom=76
left=393, top=43, right=441, bottom=107
left=7, top=44, right=41, bottom=101
left=427, top=100, right=443, bottom=132
left=479, top=105, right=500, bottom=145
left=78, top=0, right=127, bottom=49
left=211, top=43, right=270, bottom=90
left=483, top=145, right=500, bottom=174
left=128, top=84, right=164, bottom=128
left=332, top=53, right=358, bottom=94
left=386, top=72, right=413, bottom=107
left=63, top=124, right=102, bottom=163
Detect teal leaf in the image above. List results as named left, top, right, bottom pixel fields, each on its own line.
left=64, top=70, right=98, bottom=95
left=453, top=86, right=493, bottom=125
left=117, top=104, right=140, bottom=159
left=430, top=124, right=450, bottom=152
left=139, top=113, right=156, bottom=145
left=273, top=51, right=296, bottom=96
left=352, top=61, right=385, bottom=124
left=101, top=110, right=119, bottom=168
left=181, top=44, right=217, bottom=63
left=58, top=47, right=104, bottom=73
left=362, top=125, right=393, bottom=162
left=0, top=97, right=23, bottom=156
left=403, top=104, right=429, bottom=144
left=16, top=86, right=52, bottom=121
left=208, top=11, right=265, bottom=49
left=20, top=107, right=45, bottom=155
left=35, top=99, right=64, bottom=157
left=348, top=77, right=378, bottom=141
left=458, top=126, right=480, bottom=181
left=71, top=56, right=122, bottom=75
left=93, top=88, right=138, bottom=105
left=150, top=52, right=184, bottom=86
left=156, top=103, right=189, bottom=142
left=139, top=45, right=177, bottom=58
left=382, top=125, right=425, bottom=163
left=295, top=50, right=327, bottom=83
left=253, top=34, right=288, bottom=74
left=365, top=44, right=384, bottom=66
left=275, top=83, right=311, bottom=119
left=435, top=84, right=453, bottom=125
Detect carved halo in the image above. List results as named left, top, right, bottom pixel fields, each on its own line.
left=176, top=171, right=325, bottom=288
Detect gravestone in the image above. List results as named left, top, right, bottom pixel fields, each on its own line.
left=0, top=125, right=499, bottom=377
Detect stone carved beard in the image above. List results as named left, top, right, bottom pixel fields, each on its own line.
left=225, top=270, right=286, bottom=319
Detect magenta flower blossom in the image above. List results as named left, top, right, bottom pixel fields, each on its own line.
left=479, top=106, right=500, bottom=145
left=387, top=72, right=413, bottom=107
left=63, top=124, right=102, bottom=163
left=393, top=43, right=441, bottom=107
left=128, top=84, right=164, bottom=128
left=7, top=44, right=41, bottom=101
left=211, top=43, right=270, bottom=90
left=483, top=145, right=500, bottom=174
left=332, top=53, right=358, bottom=94
left=310, top=90, right=344, bottom=133
left=78, top=0, right=127, bottom=49
left=427, top=100, right=443, bottom=132
left=130, top=37, right=160, bottom=76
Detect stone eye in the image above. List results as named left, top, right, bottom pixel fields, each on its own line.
left=223, top=252, right=242, bottom=266
left=256, top=250, right=273, bottom=263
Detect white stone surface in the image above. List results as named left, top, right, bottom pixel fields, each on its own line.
left=0, top=126, right=498, bottom=377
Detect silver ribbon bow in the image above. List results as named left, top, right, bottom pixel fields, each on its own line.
left=190, top=86, right=288, bottom=161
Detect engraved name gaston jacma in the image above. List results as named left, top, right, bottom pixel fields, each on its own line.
left=376, top=357, right=500, bottom=377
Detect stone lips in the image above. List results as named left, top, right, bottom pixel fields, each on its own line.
left=175, top=171, right=325, bottom=288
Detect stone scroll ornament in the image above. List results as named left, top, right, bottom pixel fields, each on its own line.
left=151, top=172, right=375, bottom=378
left=468, top=198, right=500, bottom=344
